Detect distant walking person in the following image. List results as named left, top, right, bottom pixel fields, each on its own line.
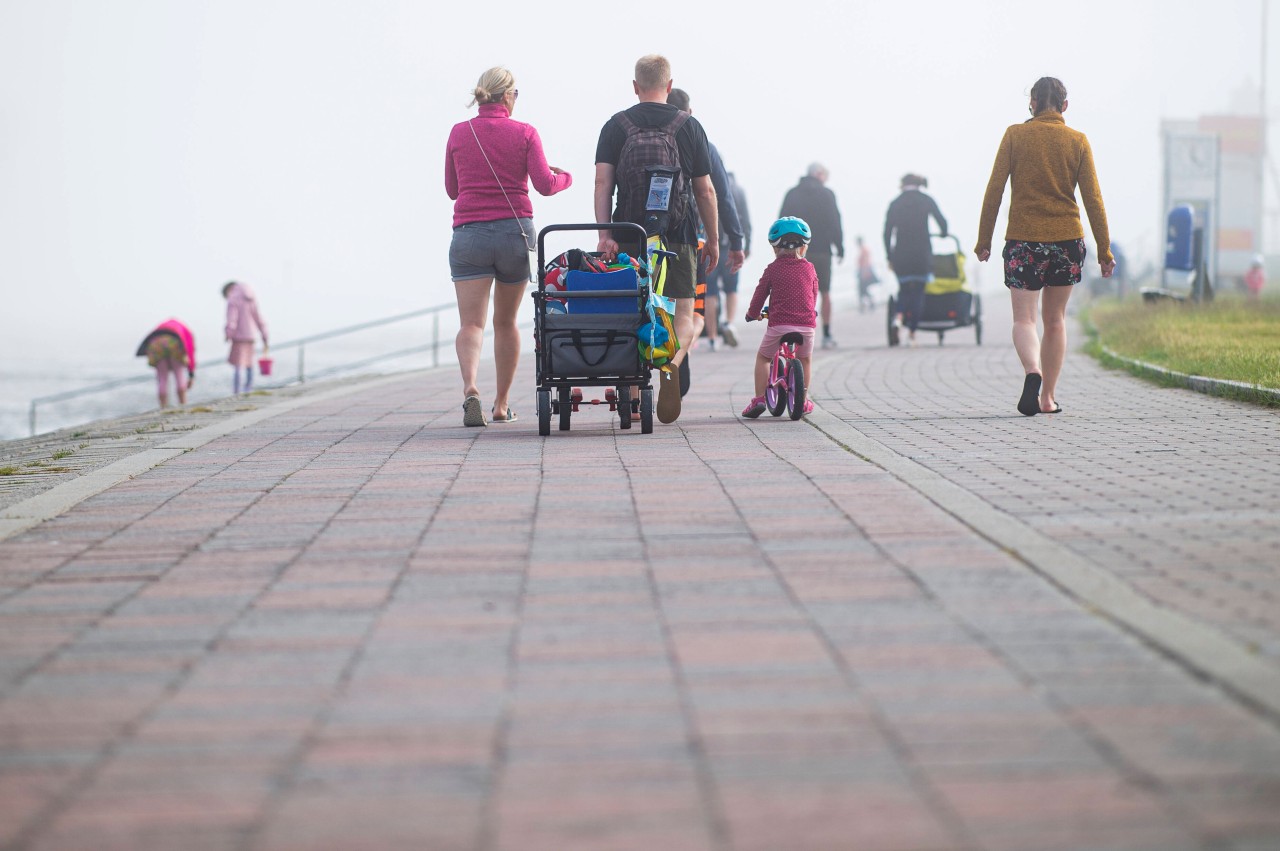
left=446, top=67, right=572, bottom=426
left=665, top=88, right=745, bottom=356
left=716, top=171, right=752, bottom=347
left=856, top=235, right=878, bottom=313
left=975, top=76, right=1113, bottom=416
left=1246, top=254, right=1266, bottom=303
left=780, top=164, right=844, bottom=348
left=223, top=281, right=268, bottom=395
left=137, top=318, right=196, bottom=408
left=884, top=174, right=947, bottom=346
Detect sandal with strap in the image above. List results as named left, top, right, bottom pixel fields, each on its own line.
left=463, top=395, right=487, bottom=427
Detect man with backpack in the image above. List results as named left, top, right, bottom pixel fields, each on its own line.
left=595, top=54, right=719, bottom=424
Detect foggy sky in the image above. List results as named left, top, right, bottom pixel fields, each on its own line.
left=0, top=0, right=1271, bottom=373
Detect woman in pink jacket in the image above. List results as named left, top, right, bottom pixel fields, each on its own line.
left=445, top=67, right=572, bottom=426
left=222, top=280, right=269, bottom=395
left=137, top=318, right=196, bottom=408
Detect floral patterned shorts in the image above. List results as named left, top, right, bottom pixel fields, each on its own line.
left=1002, top=239, right=1086, bottom=291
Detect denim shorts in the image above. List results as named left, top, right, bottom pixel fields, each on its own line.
left=706, top=254, right=740, bottom=297
left=449, top=218, right=534, bottom=283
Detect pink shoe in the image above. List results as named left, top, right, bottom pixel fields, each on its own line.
left=802, top=399, right=814, bottom=415
left=741, top=396, right=766, bottom=418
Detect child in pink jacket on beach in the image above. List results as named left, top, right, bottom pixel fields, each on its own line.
left=223, top=281, right=269, bottom=395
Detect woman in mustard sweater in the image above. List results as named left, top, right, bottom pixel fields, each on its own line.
left=975, top=77, right=1115, bottom=416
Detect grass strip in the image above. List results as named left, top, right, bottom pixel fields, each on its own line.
left=1085, top=297, right=1280, bottom=407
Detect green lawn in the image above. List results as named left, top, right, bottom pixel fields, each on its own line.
left=1087, top=297, right=1280, bottom=398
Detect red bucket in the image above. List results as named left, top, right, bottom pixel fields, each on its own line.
left=257, top=357, right=274, bottom=376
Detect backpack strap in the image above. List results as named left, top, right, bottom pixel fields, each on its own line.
left=664, top=111, right=690, bottom=137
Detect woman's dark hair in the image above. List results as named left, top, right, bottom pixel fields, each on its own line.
left=1030, top=77, right=1067, bottom=114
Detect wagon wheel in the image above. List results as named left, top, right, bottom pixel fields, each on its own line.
left=640, top=388, right=654, bottom=434
left=617, top=386, right=632, bottom=430
left=537, top=390, right=551, bottom=436
left=557, top=386, right=571, bottom=431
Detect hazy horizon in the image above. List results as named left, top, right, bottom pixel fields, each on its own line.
left=1, top=0, right=1274, bottom=380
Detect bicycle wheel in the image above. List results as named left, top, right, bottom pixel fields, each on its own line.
left=765, top=355, right=787, bottom=417
left=787, top=358, right=806, bottom=420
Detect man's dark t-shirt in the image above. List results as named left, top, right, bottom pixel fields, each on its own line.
left=595, top=102, right=712, bottom=246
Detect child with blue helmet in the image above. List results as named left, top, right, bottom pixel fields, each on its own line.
left=741, top=217, right=820, bottom=418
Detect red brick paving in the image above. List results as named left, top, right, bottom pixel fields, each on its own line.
left=0, top=298, right=1278, bottom=849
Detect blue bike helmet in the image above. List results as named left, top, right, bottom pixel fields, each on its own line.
left=768, top=216, right=812, bottom=248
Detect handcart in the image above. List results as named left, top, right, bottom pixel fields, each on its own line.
left=887, top=234, right=982, bottom=346
left=532, top=222, right=656, bottom=436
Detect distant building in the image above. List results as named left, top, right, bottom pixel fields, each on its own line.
left=1161, top=115, right=1264, bottom=291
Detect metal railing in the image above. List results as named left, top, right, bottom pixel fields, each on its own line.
left=28, top=303, right=459, bottom=437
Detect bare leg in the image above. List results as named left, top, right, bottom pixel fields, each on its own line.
left=1009, top=288, right=1043, bottom=375
left=724, top=292, right=739, bottom=326
left=800, top=356, right=812, bottom=390
left=490, top=279, right=527, bottom=417
left=667, top=297, right=696, bottom=368
left=155, top=364, right=168, bottom=408
left=455, top=277, right=494, bottom=399
left=820, top=291, right=832, bottom=332
left=754, top=353, right=770, bottom=398
left=703, top=294, right=719, bottom=341
left=1039, top=285, right=1073, bottom=411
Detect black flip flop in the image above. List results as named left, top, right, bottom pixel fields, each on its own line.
left=1018, top=373, right=1042, bottom=417
left=1042, top=405, right=1063, bottom=414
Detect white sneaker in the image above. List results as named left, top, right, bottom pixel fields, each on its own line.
left=721, top=324, right=739, bottom=348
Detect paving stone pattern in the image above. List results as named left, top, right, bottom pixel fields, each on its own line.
left=0, top=298, right=1278, bottom=850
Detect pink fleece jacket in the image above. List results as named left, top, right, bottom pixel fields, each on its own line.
left=137, top=318, right=197, bottom=376
left=445, top=103, right=572, bottom=227
left=224, top=282, right=268, bottom=344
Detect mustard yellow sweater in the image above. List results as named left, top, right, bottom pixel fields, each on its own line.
left=975, top=111, right=1112, bottom=266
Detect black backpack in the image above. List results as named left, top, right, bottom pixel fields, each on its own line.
left=613, top=110, right=690, bottom=237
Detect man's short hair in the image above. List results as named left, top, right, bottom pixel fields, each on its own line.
left=666, top=87, right=691, bottom=111
left=635, top=55, right=671, bottom=92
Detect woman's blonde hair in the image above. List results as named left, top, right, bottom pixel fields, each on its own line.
left=469, top=67, right=515, bottom=107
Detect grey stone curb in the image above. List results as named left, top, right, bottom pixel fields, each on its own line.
left=0, top=372, right=420, bottom=543
left=1098, top=345, right=1280, bottom=404
left=804, top=367, right=1280, bottom=721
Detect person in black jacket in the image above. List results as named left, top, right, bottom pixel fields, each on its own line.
left=883, top=173, right=948, bottom=346
left=780, top=164, right=844, bottom=348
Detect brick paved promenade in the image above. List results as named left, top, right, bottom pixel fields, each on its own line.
left=2, top=297, right=1279, bottom=850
